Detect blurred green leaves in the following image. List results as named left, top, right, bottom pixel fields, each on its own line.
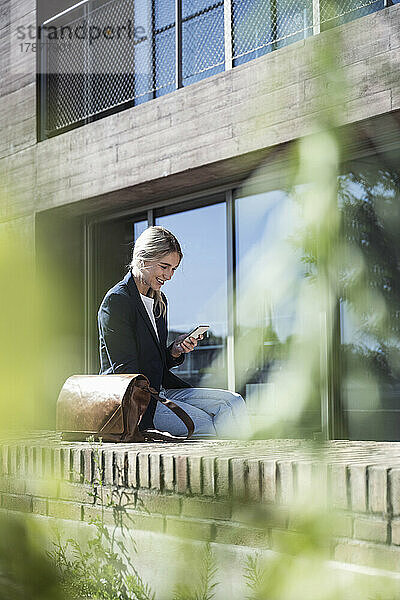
left=0, top=221, right=39, bottom=430
left=0, top=514, right=63, bottom=600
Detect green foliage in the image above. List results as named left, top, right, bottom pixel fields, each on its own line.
left=49, top=518, right=154, bottom=600
left=243, top=555, right=267, bottom=600
left=172, top=544, right=219, bottom=600
left=0, top=515, right=63, bottom=600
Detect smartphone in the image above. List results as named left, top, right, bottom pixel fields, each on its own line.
left=184, top=325, right=209, bottom=341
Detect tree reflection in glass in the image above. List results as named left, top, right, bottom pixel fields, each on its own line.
left=339, top=162, right=400, bottom=439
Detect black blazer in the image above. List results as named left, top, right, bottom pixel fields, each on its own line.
left=98, top=271, right=191, bottom=428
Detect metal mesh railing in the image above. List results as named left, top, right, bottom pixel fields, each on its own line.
left=40, top=0, right=391, bottom=138
left=232, top=0, right=311, bottom=64
left=232, top=0, right=386, bottom=64
left=45, top=11, right=88, bottom=132
left=87, top=0, right=136, bottom=115
left=41, top=0, right=225, bottom=136
left=43, top=0, right=156, bottom=133
left=319, top=0, right=386, bottom=27
left=153, top=0, right=176, bottom=98
left=182, top=1, right=225, bottom=86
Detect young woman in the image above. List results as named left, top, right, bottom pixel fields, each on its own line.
left=98, top=226, right=250, bottom=438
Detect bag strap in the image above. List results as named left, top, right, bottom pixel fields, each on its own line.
left=144, top=386, right=195, bottom=441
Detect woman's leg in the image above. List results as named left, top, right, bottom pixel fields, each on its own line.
left=162, top=388, right=251, bottom=439
left=153, top=397, right=217, bottom=438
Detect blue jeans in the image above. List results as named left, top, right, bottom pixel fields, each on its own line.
left=154, top=387, right=251, bottom=439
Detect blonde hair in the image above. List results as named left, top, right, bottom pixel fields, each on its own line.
left=130, top=226, right=182, bottom=317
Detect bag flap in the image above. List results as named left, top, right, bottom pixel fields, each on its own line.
left=99, top=405, right=123, bottom=434
left=56, top=374, right=146, bottom=434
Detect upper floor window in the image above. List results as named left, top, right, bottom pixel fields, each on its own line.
left=38, top=0, right=390, bottom=139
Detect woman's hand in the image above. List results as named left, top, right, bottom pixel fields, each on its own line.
left=170, top=334, right=204, bottom=358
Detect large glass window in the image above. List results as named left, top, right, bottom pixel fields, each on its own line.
left=235, top=189, right=313, bottom=422
left=234, top=150, right=400, bottom=441
left=339, top=154, right=400, bottom=440
left=156, top=202, right=228, bottom=388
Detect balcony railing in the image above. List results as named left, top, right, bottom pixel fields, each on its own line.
left=38, top=0, right=393, bottom=140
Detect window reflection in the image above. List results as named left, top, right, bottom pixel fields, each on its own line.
left=339, top=160, right=400, bottom=440
left=234, top=153, right=400, bottom=440
left=156, top=203, right=228, bottom=388
left=235, top=189, right=313, bottom=420
left=133, top=219, right=148, bottom=242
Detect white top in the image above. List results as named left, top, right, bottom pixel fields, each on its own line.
left=140, top=293, right=159, bottom=341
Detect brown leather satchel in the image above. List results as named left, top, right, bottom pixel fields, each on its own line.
left=56, top=374, right=194, bottom=442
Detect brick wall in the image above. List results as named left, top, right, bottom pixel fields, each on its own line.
left=3, top=437, right=400, bottom=574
